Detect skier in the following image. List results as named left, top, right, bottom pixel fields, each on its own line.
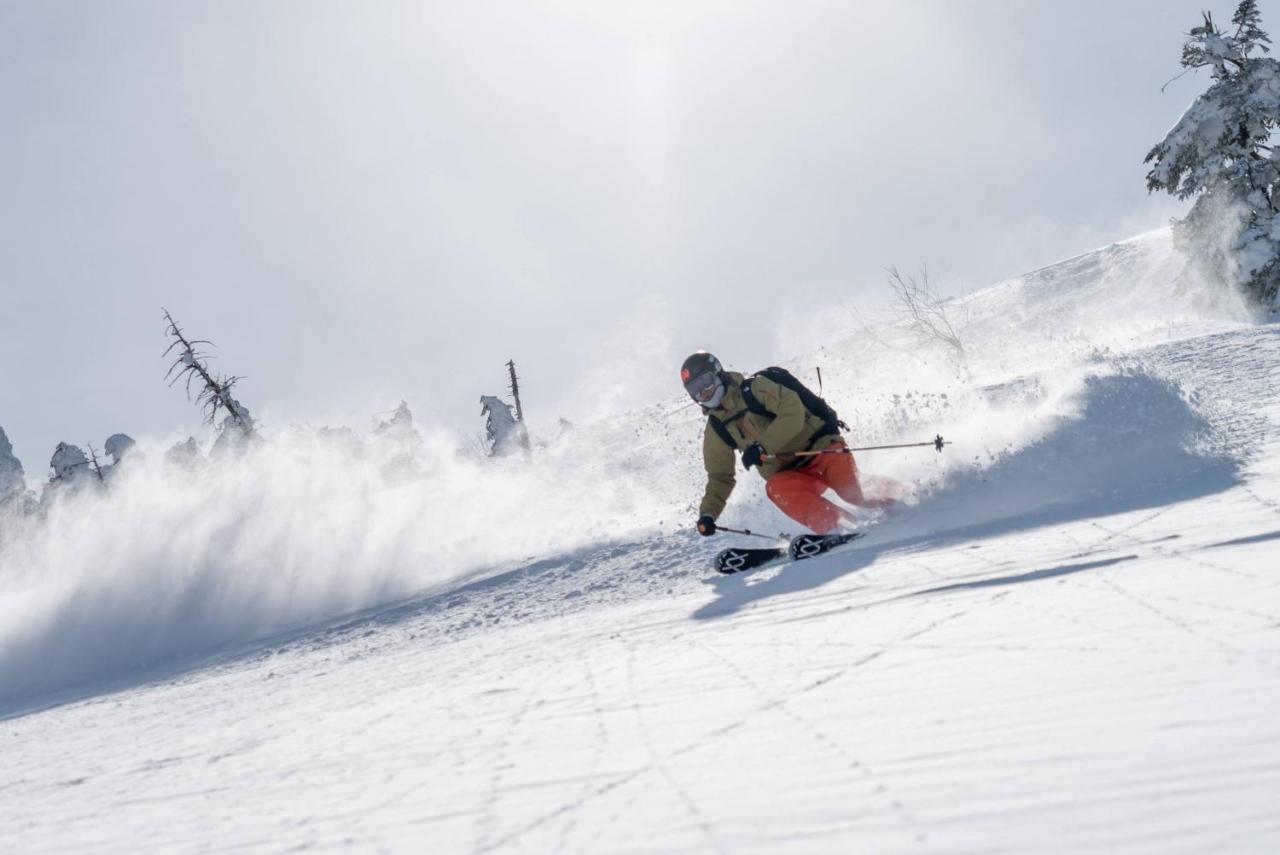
left=681, top=351, right=897, bottom=537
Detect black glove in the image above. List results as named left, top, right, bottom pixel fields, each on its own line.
left=696, top=514, right=717, bottom=536
left=741, top=442, right=766, bottom=470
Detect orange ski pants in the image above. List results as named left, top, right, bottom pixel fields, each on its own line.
left=765, top=443, right=890, bottom=534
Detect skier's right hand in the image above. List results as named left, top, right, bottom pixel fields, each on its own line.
left=696, top=514, right=717, bottom=537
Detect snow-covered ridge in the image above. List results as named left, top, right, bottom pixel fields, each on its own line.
left=0, top=229, right=1265, bottom=715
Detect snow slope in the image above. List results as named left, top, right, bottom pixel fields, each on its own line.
left=3, top=229, right=1280, bottom=852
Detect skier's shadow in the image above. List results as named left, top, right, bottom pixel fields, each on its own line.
left=695, top=540, right=883, bottom=619
left=693, top=514, right=1144, bottom=620
left=692, top=371, right=1243, bottom=620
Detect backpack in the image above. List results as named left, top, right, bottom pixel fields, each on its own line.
left=708, top=367, right=849, bottom=450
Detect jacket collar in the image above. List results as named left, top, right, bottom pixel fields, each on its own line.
left=703, top=371, right=747, bottom=419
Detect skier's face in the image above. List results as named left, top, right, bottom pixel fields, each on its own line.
left=684, top=371, right=720, bottom=404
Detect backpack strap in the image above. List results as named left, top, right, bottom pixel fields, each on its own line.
left=744, top=374, right=842, bottom=453
left=739, top=378, right=774, bottom=419
left=707, top=413, right=742, bottom=450
left=708, top=375, right=847, bottom=454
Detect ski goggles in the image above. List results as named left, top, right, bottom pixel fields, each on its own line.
left=683, top=370, right=721, bottom=403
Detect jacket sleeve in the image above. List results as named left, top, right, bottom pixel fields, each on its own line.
left=699, top=421, right=737, bottom=518
left=755, top=377, right=810, bottom=453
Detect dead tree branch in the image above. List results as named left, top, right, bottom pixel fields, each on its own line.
left=86, top=444, right=106, bottom=484
left=506, top=359, right=532, bottom=459
left=162, top=308, right=255, bottom=436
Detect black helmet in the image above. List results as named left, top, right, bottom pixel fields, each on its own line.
left=681, top=351, right=726, bottom=407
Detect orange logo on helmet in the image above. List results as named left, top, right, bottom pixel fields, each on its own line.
left=681, top=368, right=691, bottom=381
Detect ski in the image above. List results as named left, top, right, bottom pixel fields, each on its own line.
left=714, top=545, right=785, bottom=574
left=713, top=532, right=864, bottom=574
left=789, top=532, right=862, bottom=561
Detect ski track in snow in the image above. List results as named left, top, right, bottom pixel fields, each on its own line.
left=4, top=237, right=1280, bottom=852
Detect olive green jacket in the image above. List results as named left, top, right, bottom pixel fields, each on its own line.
left=698, top=371, right=843, bottom=519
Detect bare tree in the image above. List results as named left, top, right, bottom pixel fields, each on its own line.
left=86, top=444, right=106, bottom=484
left=506, top=359, right=532, bottom=458
left=845, top=266, right=969, bottom=370
left=162, top=309, right=255, bottom=438
left=885, top=267, right=967, bottom=361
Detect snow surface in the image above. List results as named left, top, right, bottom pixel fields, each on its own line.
left=2, top=230, right=1280, bottom=852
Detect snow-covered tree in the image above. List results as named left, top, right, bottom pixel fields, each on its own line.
left=101, top=433, right=139, bottom=483
left=374, top=401, right=422, bottom=454
left=1146, top=0, right=1280, bottom=307
left=165, top=437, right=203, bottom=470
left=0, top=427, right=25, bottom=505
left=479, top=395, right=519, bottom=456
left=373, top=401, right=423, bottom=481
left=49, top=442, right=93, bottom=486
left=104, top=433, right=136, bottom=465
left=375, top=401, right=417, bottom=438
left=210, top=404, right=256, bottom=458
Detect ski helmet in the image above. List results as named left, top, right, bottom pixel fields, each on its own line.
left=681, top=351, right=726, bottom=408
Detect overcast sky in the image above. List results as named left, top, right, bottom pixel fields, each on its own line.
left=0, top=0, right=1228, bottom=466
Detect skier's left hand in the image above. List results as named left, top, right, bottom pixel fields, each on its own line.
left=741, top=442, right=765, bottom=470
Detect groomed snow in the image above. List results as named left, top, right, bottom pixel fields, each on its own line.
left=2, top=230, right=1279, bottom=852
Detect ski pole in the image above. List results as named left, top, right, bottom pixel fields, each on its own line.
left=715, top=525, right=788, bottom=542
left=765, top=434, right=949, bottom=460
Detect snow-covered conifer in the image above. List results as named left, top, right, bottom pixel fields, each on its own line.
left=375, top=401, right=416, bottom=437
left=479, top=395, right=519, bottom=456
left=165, top=437, right=203, bottom=470
left=100, top=433, right=140, bottom=482
left=210, top=405, right=256, bottom=458
left=49, top=442, right=92, bottom=485
left=374, top=401, right=422, bottom=452
left=104, top=433, right=136, bottom=464
left=373, top=401, right=423, bottom=480
left=0, top=427, right=25, bottom=505
left=1146, top=0, right=1280, bottom=307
